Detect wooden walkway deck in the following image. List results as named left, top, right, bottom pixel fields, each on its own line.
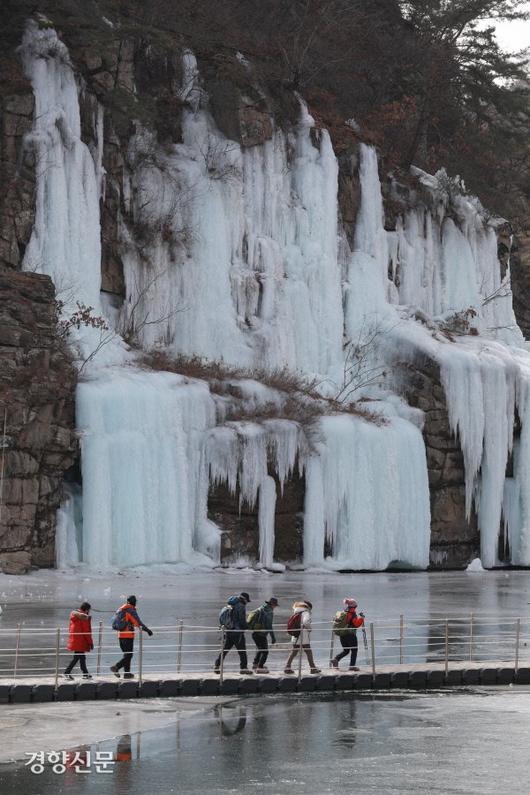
left=1, top=660, right=529, bottom=703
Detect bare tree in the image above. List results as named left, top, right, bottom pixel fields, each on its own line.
left=119, top=268, right=187, bottom=348
left=334, top=317, right=397, bottom=403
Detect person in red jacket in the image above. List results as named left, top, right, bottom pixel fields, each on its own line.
left=64, top=602, right=93, bottom=679
left=331, top=598, right=364, bottom=671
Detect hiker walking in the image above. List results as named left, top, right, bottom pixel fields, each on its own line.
left=284, top=600, right=321, bottom=674
left=330, top=598, right=364, bottom=671
left=110, top=596, right=153, bottom=679
left=64, top=602, right=93, bottom=680
left=249, top=597, right=278, bottom=673
left=214, top=592, right=253, bottom=675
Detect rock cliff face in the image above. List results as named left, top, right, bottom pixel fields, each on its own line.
left=0, top=272, right=76, bottom=573
left=511, top=230, right=530, bottom=340
left=404, top=356, right=479, bottom=568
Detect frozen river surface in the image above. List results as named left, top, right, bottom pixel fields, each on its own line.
left=1, top=689, right=530, bottom=794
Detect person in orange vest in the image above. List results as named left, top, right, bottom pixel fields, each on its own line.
left=64, top=602, right=93, bottom=679
left=110, top=595, right=153, bottom=679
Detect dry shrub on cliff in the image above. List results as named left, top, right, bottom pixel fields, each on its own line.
left=140, top=351, right=381, bottom=429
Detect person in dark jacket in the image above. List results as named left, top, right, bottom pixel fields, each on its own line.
left=110, top=595, right=153, bottom=679
left=214, top=592, right=252, bottom=675
left=331, top=598, right=364, bottom=670
left=251, top=597, right=278, bottom=673
left=64, top=602, right=93, bottom=679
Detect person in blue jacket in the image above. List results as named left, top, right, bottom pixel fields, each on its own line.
left=214, top=592, right=252, bottom=675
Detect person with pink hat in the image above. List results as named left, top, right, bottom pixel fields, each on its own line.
left=330, top=598, right=364, bottom=671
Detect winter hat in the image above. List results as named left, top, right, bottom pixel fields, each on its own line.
left=343, top=598, right=357, bottom=608
left=127, top=595, right=137, bottom=606
left=268, top=597, right=279, bottom=606
left=240, top=592, right=251, bottom=603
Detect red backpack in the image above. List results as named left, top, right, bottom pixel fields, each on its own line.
left=287, top=612, right=302, bottom=638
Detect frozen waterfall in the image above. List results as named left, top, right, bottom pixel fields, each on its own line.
left=21, top=22, right=530, bottom=572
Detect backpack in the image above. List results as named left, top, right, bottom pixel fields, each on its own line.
left=247, top=607, right=264, bottom=631
left=332, top=610, right=350, bottom=637
left=219, top=604, right=234, bottom=630
left=111, top=608, right=128, bottom=632
left=287, top=612, right=302, bottom=638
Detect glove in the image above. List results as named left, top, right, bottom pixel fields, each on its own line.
left=271, top=638, right=276, bottom=645
left=90, top=643, right=94, bottom=651
left=146, top=628, right=153, bottom=637
left=360, top=612, right=365, bottom=618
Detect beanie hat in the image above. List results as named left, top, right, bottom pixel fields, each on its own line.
left=343, top=598, right=357, bottom=607
left=240, top=592, right=251, bottom=603
left=127, top=595, right=137, bottom=606
left=268, top=597, right=279, bottom=606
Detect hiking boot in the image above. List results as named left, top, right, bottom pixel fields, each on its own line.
left=240, top=669, right=253, bottom=675
left=214, top=668, right=220, bottom=675
left=310, top=668, right=321, bottom=674
left=110, top=664, right=120, bottom=678
left=82, top=674, right=93, bottom=679
left=349, top=666, right=360, bottom=671
left=330, top=659, right=338, bottom=669
left=256, top=667, right=269, bottom=674
left=63, top=673, right=74, bottom=681
left=284, top=668, right=295, bottom=675
left=123, top=673, right=135, bottom=679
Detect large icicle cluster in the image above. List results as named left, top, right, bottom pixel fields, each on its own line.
left=119, top=52, right=344, bottom=379
left=21, top=21, right=530, bottom=572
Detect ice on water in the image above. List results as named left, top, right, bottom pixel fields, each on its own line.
left=20, top=24, right=530, bottom=570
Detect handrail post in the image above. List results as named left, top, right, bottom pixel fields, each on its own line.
left=444, top=619, right=449, bottom=677
left=297, top=631, right=303, bottom=683
left=219, top=628, right=225, bottom=685
left=515, top=618, right=521, bottom=673
left=329, top=622, right=335, bottom=668
left=139, top=629, right=143, bottom=685
left=177, top=619, right=183, bottom=674
left=13, top=623, right=21, bottom=682
left=54, top=627, right=60, bottom=689
left=96, top=621, right=103, bottom=676
left=469, top=613, right=474, bottom=662
left=399, top=614, right=404, bottom=665
left=370, top=623, right=376, bottom=679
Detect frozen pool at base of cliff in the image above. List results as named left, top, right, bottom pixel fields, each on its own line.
left=0, top=567, right=529, bottom=630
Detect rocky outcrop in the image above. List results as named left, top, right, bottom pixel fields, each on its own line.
left=0, top=53, right=35, bottom=272
left=404, top=355, right=479, bottom=568
left=0, top=271, right=77, bottom=572
left=209, top=469, right=304, bottom=565
left=510, top=230, right=530, bottom=340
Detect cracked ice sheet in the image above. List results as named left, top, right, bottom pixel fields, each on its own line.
left=0, top=698, right=226, bottom=764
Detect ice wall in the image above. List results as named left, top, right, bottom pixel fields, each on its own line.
left=77, top=371, right=219, bottom=567
left=20, top=23, right=102, bottom=310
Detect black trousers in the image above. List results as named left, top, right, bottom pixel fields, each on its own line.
left=215, top=631, right=247, bottom=669
left=335, top=632, right=358, bottom=666
left=115, top=638, right=134, bottom=672
left=65, top=653, right=88, bottom=674
left=252, top=632, right=269, bottom=667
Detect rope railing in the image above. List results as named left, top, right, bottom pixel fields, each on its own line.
left=0, top=613, right=528, bottom=685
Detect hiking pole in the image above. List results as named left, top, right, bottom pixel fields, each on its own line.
left=329, top=618, right=335, bottom=667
